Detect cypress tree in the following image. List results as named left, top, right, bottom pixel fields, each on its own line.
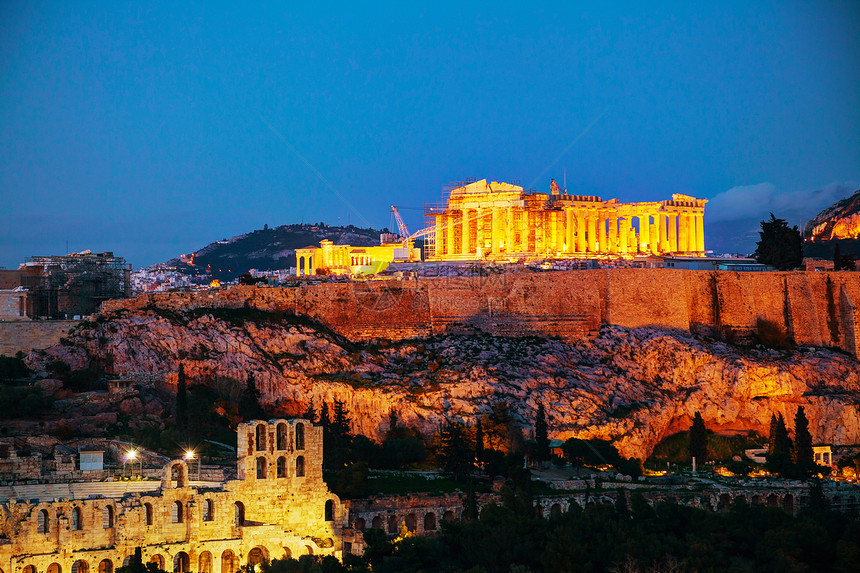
left=689, top=411, right=708, bottom=463
left=768, top=413, right=779, bottom=455
left=475, top=418, right=484, bottom=465
left=535, top=402, right=550, bottom=463
left=794, top=406, right=813, bottom=465
left=302, top=398, right=317, bottom=423
left=176, top=363, right=188, bottom=429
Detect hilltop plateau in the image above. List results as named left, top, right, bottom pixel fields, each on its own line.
left=24, top=304, right=860, bottom=459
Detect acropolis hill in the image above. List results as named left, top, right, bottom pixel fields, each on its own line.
left=23, top=268, right=860, bottom=461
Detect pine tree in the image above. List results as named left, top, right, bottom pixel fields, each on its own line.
left=794, top=406, right=813, bottom=465
left=689, top=411, right=708, bottom=463
left=768, top=413, right=779, bottom=455
left=754, top=213, right=803, bottom=270
left=534, top=402, right=550, bottom=463
left=176, top=363, right=188, bottom=429
left=319, top=402, right=330, bottom=428
left=332, top=399, right=351, bottom=439
left=475, top=418, right=484, bottom=465
left=440, top=421, right=473, bottom=481
left=302, top=398, right=317, bottom=423
left=768, top=412, right=794, bottom=475
left=463, top=481, right=479, bottom=521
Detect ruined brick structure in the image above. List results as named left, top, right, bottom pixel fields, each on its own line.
left=0, top=420, right=361, bottom=573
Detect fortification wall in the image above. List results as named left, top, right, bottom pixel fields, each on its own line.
left=0, top=320, right=78, bottom=356
left=99, top=271, right=859, bottom=356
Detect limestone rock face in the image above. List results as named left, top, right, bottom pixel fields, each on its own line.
left=28, top=309, right=860, bottom=459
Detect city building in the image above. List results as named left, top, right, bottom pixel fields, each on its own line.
left=425, top=179, right=708, bottom=261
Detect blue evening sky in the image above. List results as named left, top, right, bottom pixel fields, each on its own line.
left=1, top=1, right=858, bottom=267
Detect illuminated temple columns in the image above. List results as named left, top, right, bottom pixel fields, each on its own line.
left=586, top=215, right=597, bottom=252
left=446, top=214, right=456, bottom=255
left=696, top=213, right=705, bottom=253
left=576, top=212, right=586, bottom=252
left=688, top=213, right=697, bottom=252
left=637, top=215, right=649, bottom=253
left=667, top=213, right=678, bottom=252
left=520, top=210, right=529, bottom=251
left=608, top=217, right=618, bottom=254
left=678, top=213, right=689, bottom=252
left=649, top=214, right=660, bottom=253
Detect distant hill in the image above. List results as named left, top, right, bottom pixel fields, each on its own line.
left=803, top=189, right=860, bottom=259
left=154, top=223, right=387, bottom=281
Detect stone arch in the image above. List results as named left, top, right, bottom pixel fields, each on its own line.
left=387, top=514, right=398, bottom=534
left=304, top=545, right=314, bottom=556
left=37, top=508, right=49, bottom=533
left=354, top=517, right=366, bottom=531
left=404, top=513, right=417, bottom=532
left=248, top=546, right=268, bottom=566
left=443, top=510, right=454, bottom=522
left=296, top=456, right=305, bottom=477
left=256, top=423, right=267, bottom=451
left=71, top=506, right=82, bottom=530
left=277, top=456, right=287, bottom=478
left=202, top=498, right=214, bottom=521
left=752, top=494, right=763, bottom=505
left=148, top=555, right=164, bottom=570
left=295, top=423, right=305, bottom=450
left=198, top=552, right=212, bottom=573
left=103, top=505, right=114, bottom=529
left=72, top=561, right=89, bottom=573
left=718, top=493, right=732, bottom=512
left=173, top=552, right=190, bottom=573
left=783, top=493, right=794, bottom=513
left=163, top=461, right=189, bottom=489
left=324, top=499, right=334, bottom=521
left=371, top=515, right=382, bottom=529
left=23, top=566, right=37, bottom=573
left=256, top=456, right=267, bottom=479
left=766, top=493, right=779, bottom=507
left=423, top=512, right=437, bottom=531
left=171, top=500, right=183, bottom=523
left=98, top=559, right=113, bottom=573
left=234, top=501, right=245, bottom=526
left=47, top=564, right=61, bottom=573
left=277, top=423, right=288, bottom=450
left=220, top=551, right=237, bottom=573
left=550, top=503, right=562, bottom=519
left=282, top=547, right=292, bottom=559
left=144, top=502, right=153, bottom=525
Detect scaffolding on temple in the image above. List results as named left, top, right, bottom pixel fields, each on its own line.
left=21, top=252, right=132, bottom=318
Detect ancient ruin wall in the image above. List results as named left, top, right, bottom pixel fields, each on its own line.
left=0, top=320, right=78, bottom=356
left=99, top=271, right=859, bottom=356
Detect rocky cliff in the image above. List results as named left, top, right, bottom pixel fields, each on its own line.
left=804, top=189, right=860, bottom=242
left=27, top=306, right=860, bottom=459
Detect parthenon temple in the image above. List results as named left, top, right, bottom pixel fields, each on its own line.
left=426, top=179, right=708, bottom=260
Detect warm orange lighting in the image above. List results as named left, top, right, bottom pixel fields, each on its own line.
left=209, top=279, right=221, bottom=288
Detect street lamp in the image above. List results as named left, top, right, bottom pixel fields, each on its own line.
left=124, top=449, right=140, bottom=477
left=184, top=449, right=200, bottom=481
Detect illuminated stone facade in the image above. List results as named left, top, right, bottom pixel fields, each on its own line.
left=427, top=179, right=708, bottom=260
left=295, top=240, right=420, bottom=276
left=0, top=419, right=360, bottom=573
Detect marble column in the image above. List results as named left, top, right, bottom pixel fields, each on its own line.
left=460, top=210, right=470, bottom=254
left=608, top=217, right=618, bottom=254
left=476, top=209, right=485, bottom=255
left=650, top=213, right=661, bottom=254
left=678, top=213, right=689, bottom=253
left=565, top=209, right=575, bottom=252
left=576, top=210, right=586, bottom=252
left=696, top=212, right=705, bottom=253
left=637, top=215, right=649, bottom=253
left=668, top=213, right=678, bottom=253
left=587, top=214, right=597, bottom=253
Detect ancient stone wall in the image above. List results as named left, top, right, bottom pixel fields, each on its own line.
left=0, top=320, right=78, bottom=356
left=98, top=271, right=860, bottom=356
left=0, top=419, right=361, bottom=573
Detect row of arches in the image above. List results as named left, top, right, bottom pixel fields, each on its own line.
left=19, top=546, right=282, bottom=573
left=254, top=422, right=305, bottom=453
left=256, top=455, right=305, bottom=479
left=353, top=510, right=455, bottom=535
left=141, top=498, right=216, bottom=526
left=36, top=505, right=114, bottom=534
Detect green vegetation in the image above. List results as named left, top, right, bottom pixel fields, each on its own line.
left=249, top=483, right=860, bottom=573
left=0, top=354, right=29, bottom=381
left=650, top=430, right=766, bottom=464
left=689, top=411, right=708, bottom=462
left=754, top=213, right=803, bottom=270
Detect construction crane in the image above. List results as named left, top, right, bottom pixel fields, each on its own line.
left=391, top=206, right=411, bottom=240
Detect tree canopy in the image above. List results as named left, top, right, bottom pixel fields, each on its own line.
left=754, top=213, right=803, bottom=270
